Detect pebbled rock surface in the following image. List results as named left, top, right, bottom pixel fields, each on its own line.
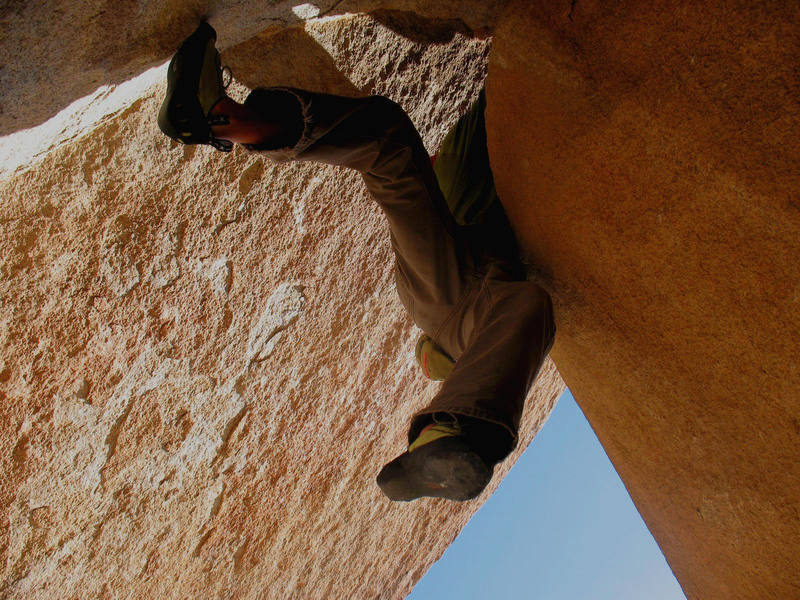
left=487, top=2, right=800, bottom=599
left=0, top=14, right=563, bottom=600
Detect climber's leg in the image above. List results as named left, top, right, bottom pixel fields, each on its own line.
left=238, top=87, right=474, bottom=345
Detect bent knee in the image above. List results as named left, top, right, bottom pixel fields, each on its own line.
left=490, top=279, right=556, bottom=339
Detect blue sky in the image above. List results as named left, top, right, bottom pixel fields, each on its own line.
left=408, top=389, right=687, bottom=600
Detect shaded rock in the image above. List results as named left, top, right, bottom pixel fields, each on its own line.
left=486, top=2, right=800, bottom=599
left=0, top=0, right=507, bottom=136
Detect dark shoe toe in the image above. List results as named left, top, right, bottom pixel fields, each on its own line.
left=158, top=21, right=227, bottom=148
left=377, top=437, right=491, bottom=502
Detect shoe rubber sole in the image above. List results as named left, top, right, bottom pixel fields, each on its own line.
left=157, top=22, right=223, bottom=145
left=376, top=436, right=491, bottom=502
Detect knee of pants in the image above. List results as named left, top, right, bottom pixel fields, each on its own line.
left=490, top=279, right=556, bottom=343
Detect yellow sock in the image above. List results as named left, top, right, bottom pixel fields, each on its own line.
left=408, top=422, right=461, bottom=453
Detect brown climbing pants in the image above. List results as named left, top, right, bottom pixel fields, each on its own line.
left=245, top=87, right=555, bottom=452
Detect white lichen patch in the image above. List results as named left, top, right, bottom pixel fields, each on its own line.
left=294, top=175, right=325, bottom=236
left=100, top=247, right=140, bottom=297
left=195, top=256, right=233, bottom=296
left=149, top=254, right=180, bottom=288
left=247, top=283, right=306, bottom=362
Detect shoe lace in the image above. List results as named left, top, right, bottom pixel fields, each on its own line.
left=207, top=114, right=230, bottom=127
left=432, top=412, right=461, bottom=432
left=209, top=137, right=233, bottom=152
left=204, top=66, right=234, bottom=152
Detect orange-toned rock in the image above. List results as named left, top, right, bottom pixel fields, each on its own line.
left=486, top=2, right=800, bottom=599
left=0, top=14, right=562, bottom=599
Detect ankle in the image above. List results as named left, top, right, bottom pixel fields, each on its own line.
left=209, top=97, right=286, bottom=145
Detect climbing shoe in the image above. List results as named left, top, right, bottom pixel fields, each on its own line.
left=157, top=21, right=233, bottom=152
left=415, top=334, right=455, bottom=381
left=376, top=419, right=492, bottom=502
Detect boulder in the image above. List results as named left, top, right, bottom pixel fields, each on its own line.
left=0, top=14, right=563, bottom=599
left=486, top=2, right=800, bottom=599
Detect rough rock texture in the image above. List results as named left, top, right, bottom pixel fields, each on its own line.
left=0, top=14, right=564, bottom=600
left=486, top=2, right=800, bottom=599
left=0, top=0, right=507, bottom=136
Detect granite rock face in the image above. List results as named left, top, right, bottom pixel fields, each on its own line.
left=487, top=2, right=800, bottom=599
left=0, top=14, right=563, bottom=600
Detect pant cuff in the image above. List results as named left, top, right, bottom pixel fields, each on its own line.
left=409, top=405, right=518, bottom=444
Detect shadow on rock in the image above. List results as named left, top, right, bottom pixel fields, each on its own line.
left=222, top=27, right=364, bottom=98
